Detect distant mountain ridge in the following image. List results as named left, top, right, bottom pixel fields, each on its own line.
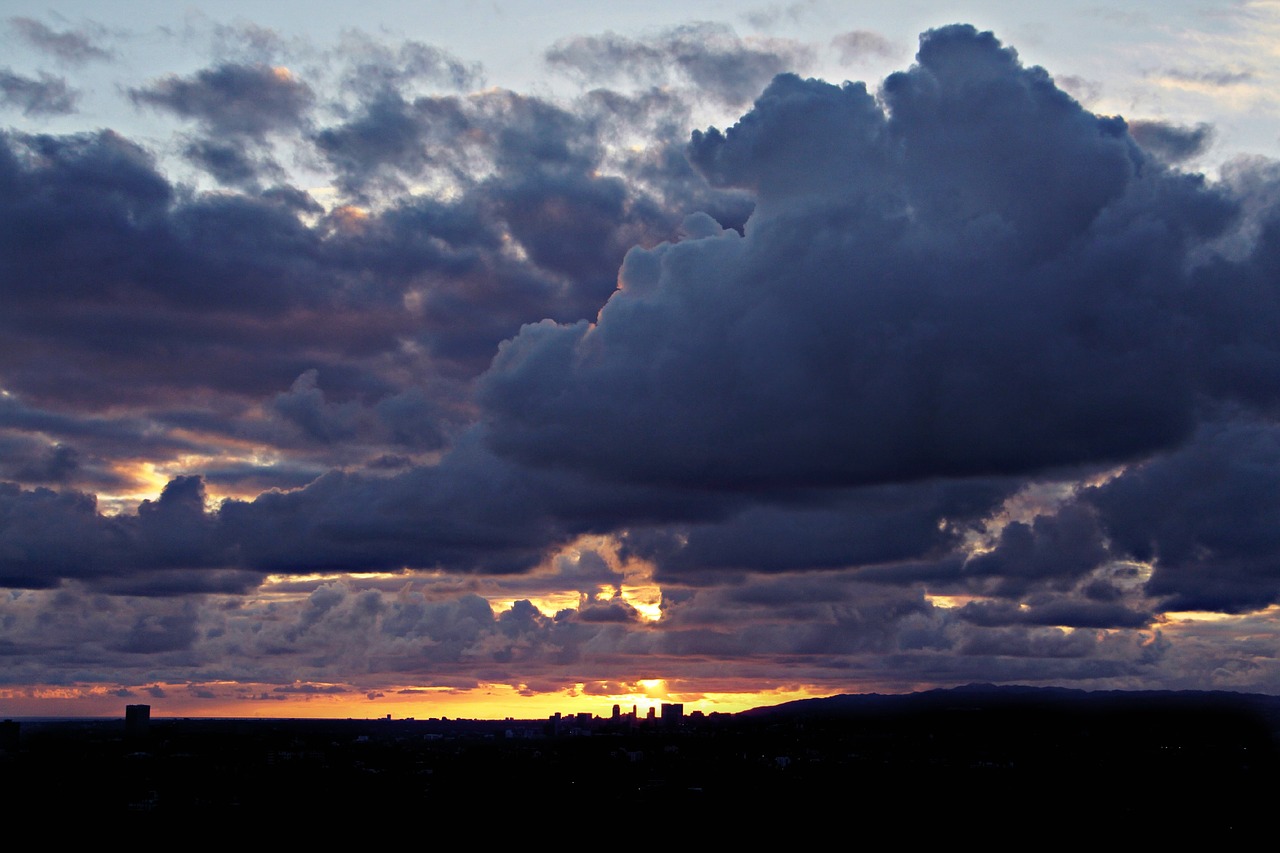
left=741, top=682, right=1280, bottom=725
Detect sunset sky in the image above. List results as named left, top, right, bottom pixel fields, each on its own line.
left=4, top=1, right=1280, bottom=720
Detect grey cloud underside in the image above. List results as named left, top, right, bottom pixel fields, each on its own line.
left=830, top=30, right=898, bottom=64
left=181, top=137, right=282, bottom=189
left=0, top=85, right=704, bottom=460
left=545, top=22, right=814, bottom=106
left=6, top=22, right=1280, bottom=697
left=0, top=69, right=78, bottom=116
left=1160, top=66, right=1254, bottom=87
left=129, top=63, right=316, bottom=139
left=334, top=32, right=483, bottom=97
left=8, top=17, right=113, bottom=65
left=1085, top=417, right=1280, bottom=613
left=629, top=479, right=1013, bottom=582
left=1128, top=120, right=1214, bottom=164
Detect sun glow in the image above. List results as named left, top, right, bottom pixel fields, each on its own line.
left=620, top=580, right=662, bottom=621
left=926, top=593, right=980, bottom=609
left=487, top=592, right=582, bottom=617
left=1161, top=610, right=1241, bottom=623
left=98, top=461, right=172, bottom=515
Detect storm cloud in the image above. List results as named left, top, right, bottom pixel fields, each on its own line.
left=481, top=26, right=1235, bottom=494
left=4, top=18, right=1280, bottom=712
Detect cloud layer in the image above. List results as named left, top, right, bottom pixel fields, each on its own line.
left=5, top=19, right=1280, bottom=711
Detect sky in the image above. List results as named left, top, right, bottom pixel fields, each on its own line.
left=3, top=1, right=1280, bottom=720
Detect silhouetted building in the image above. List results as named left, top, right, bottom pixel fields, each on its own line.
left=661, top=702, right=684, bottom=727
left=0, top=719, right=18, bottom=753
left=612, top=704, right=620, bottom=720
left=125, top=704, right=150, bottom=739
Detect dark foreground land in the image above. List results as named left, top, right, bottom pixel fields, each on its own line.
left=4, top=685, right=1278, bottom=835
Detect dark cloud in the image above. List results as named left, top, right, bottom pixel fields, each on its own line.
left=269, top=370, right=449, bottom=451
left=1181, top=167, right=1280, bottom=415
left=547, top=547, right=624, bottom=597
left=0, top=482, right=110, bottom=587
left=198, top=462, right=324, bottom=493
left=1054, top=74, right=1102, bottom=106
left=314, top=87, right=611, bottom=199
left=0, top=130, right=424, bottom=434
left=1086, top=418, right=1280, bottom=613
left=0, top=476, right=236, bottom=593
left=955, top=625, right=1106, bottom=660
left=0, top=439, right=79, bottom=483
left=742, top=1, right=822, bottom=31
left=481, top=26, right=1235, bottom=494
left=0, top=394, right=201, bottom=467
left=1128, top=120, right=1214, bottom=163
left=209, top=21, right=293, bottom=64
left=9, top=17, right=112, bottom=64
left=657, top=580, right=938, bottom=658
left=216, top=429, right=737, bottom=580
left=831, top=30, right=897, bottom=63
left=130, top=63, right=315, bottom=139
left=1161, top=66, right=1253, bottom=87
left=0, top=106, right=684, bottom=493
left=181, top=136, right=280, bottom=188
left=334, top=31, right=483, bottom=97
left=957, top=598, right=1151, bottom=629
left=961, top=504, right=1111, bottom=596
left=271, top=368, right=383, bottom=444
left=113, top=605, right=199, bottom=653
left=575, top=598, right=641, bottom=623
left=0, top=417, right=735, bottom=594
left=0, top=126, right=348, bottom=405
left=638, top=480, right=1010, bottom=582
left=313, top=90, right=469, bottom=195
left=546, top=23, right=813, bottom=105
left=0, top=430, right=132, bottom=492
left=0, top=69, right=78, bottom=116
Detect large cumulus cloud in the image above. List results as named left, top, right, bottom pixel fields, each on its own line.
left=479, top=25, right=1237, bottom=494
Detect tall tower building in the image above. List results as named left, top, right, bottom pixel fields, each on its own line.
left=125, top=704, right=150, bottom=739
left=0, top=719, right=18, bottom=753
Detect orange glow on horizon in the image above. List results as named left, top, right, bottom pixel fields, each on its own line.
left=0, top=681, right=844, bottom=720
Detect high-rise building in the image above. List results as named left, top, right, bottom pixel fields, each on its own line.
left=0, top=719, right=18, bottom=753
left=125, top=704, right=150, bottom=739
